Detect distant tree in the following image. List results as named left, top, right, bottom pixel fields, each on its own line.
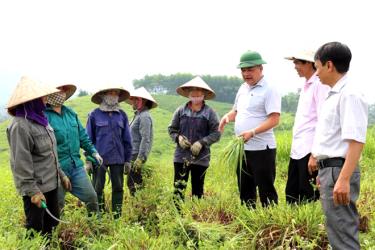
left=281, top=92, right=299, bottom=113
left=369, top=103, right=375, bottom=127
left=78, top=89, right=89, bottom=97
left=133, top=73, right=242, bottom=103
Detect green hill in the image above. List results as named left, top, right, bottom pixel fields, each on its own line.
left=0, top=95, right=374, bottom=249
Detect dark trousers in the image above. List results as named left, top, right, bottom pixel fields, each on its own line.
left=173, top=162, right=208, bottom=202
left=237, top=148, right=278, bottom=208
left=92, top=164, right=124, bottom=219
left=285, top=153, right=319, bottom=204
left=22, top=188, right=59, bottom=237
left=127, top=155, right=144, bottom=196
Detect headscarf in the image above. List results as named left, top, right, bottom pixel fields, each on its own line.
left=14, top=98, right=48, bottom=127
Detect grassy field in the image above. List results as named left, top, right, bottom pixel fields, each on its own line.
left=0, top=94, right=374, bottom=249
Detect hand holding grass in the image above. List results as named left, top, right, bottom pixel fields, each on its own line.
left=239, top=128, right=256, bottom=142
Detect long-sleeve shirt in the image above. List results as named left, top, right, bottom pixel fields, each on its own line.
left=86, top=108, right=132, bottom=165
left=45, top=105, right=97, bottom=171
left=130, top=108, right=153, bottom=161
left=168, top=102, right=221, bottom=167
left=7, top=117, right=66, bottom=196
left=290, top=74, right=330, bottom=159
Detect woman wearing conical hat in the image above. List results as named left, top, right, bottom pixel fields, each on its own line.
left=45, top=84, right=102, bottom=216
left=86, top=86, right=132, bottom=219
left=125, top=87, right=157, bottom=196
left=168, top=76, right=221, bottom=207
left=6, top=76, right=71, bottom=238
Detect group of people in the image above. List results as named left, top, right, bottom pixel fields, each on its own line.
left=6, top=41, right=368, bottom=249
left=6, top=81, right=157, bottom=238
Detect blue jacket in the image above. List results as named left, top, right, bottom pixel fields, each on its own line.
left=168, top=102, right=221, bottom=166
left=86, top=108, right=132, bottom=165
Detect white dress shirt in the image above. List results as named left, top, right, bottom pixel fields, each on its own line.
left=233, top=77, right=281, bottom=150
left=312, top=75, right=368, bottom=160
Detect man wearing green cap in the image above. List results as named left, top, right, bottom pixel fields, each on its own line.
left=219, top=50, right=281, bottom=208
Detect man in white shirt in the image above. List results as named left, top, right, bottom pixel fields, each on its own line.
left=311, top=42, right=368, bottom=249
left=219, top=50, right=281, bottom=208
left=284, top=51, right=329, bottom=204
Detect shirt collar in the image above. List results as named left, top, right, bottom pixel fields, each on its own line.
left=330, top=74, right=348, bottom=94
left=245, top=76, right=266, bottom=90
left=306, top=73, right=318, bottom=85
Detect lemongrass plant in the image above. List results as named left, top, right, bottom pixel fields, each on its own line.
left=218, top=136, right=245, bottom=175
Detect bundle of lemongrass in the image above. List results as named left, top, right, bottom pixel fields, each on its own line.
left=218, top=136, right=245, bottom=174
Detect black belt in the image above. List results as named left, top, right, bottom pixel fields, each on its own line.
left=318, top=157, right=345, bottom=169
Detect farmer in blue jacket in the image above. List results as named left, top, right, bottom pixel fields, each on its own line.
left=86, top=86, right=132, bottom=219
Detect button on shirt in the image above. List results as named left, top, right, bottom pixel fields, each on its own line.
left=234, top=77, right=281, bottom=150
left=290, top=74, right=329, bottom=159
left=312, top=75, right=368, bottom=160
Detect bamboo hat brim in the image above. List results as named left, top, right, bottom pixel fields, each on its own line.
left=176, top=76, right=216, bottom=100
left=91, top=86, right=130, bottom=104
left=126, top=87, right=158, bottom=109
left=56, top=84, right=77, bottom=100
left=6, top=76, right=60, bottom=116
left=285, top=50, right=316, bottom=63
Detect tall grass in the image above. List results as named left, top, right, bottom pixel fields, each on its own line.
left=0, top=95, right=374, bottom=249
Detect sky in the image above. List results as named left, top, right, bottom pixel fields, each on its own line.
left=1, top=0, right=374, bottom=106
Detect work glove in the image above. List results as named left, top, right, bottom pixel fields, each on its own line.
left=124, top=162, right=132, bottom=175
left=93, top=152, right=103, bottom=166
left=191, top=141, right=203, bottom=156
left=133, top=158, right=143, bottom=173
left=84, top=161, right=93, bottom=173
left=31, top=192, right=46, bottom=208
left=62, top=176, right=72, bottom=191
left=178, top=135, right=191, bottom=149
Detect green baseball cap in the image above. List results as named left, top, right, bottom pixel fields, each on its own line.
left=237, top=50, right=267, bottom=68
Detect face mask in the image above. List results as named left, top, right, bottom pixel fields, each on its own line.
left=189, top=95, right=204, bottom=104
left=103, top=95, right=119, bottom=106
left=47, top=92, right=66, bottom=106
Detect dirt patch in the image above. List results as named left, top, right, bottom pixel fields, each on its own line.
left=192, top=208, right=234, bottom=225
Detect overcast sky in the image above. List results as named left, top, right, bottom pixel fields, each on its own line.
left=1, top=0, right=374, bottom=105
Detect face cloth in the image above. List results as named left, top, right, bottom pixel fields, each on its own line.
left=47, top=92, right=66, bottom=106
left=99, top=94, right=120, bottom=112
left=189, top=95, right=204, bottom=104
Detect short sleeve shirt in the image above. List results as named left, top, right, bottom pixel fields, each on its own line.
left=233, top=77, right=281, bottom=150
left=312, top=75, right=368, bottom=160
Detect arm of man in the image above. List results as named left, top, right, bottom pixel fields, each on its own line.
left=218, top=109, right=237, bottom=133
left=333, top=140, right=363, bottom=206
left=240, top=112, right=280, bottom=142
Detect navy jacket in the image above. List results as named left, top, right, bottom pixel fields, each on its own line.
left=86, top=108, right=132, bottom=165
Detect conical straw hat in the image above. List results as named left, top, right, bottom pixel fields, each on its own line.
left=126, top=87, right=158, bottom=109
left=176, top=76, right=216, bottom=100
left=6, top=76, right=60, bottom=116
left=55, top=84, right=77, bottom=100
left=285, top=50, right=315, bottom=63
left=91, top=86, right=130, bottom=104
